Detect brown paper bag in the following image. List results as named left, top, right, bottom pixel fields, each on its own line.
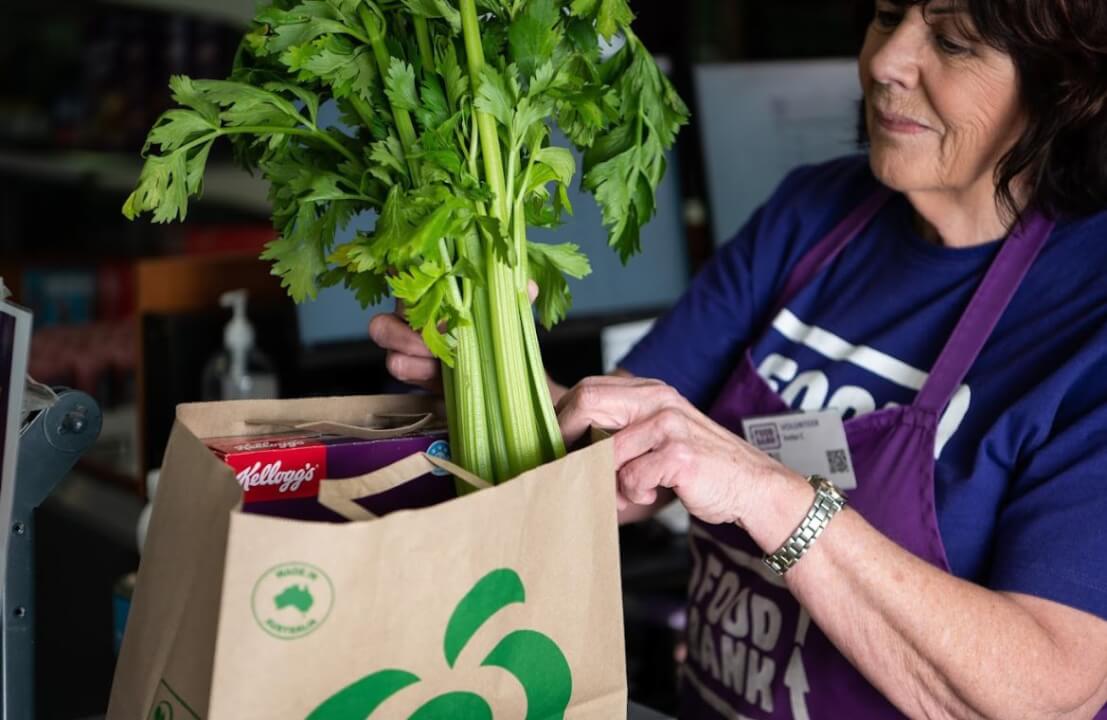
left=108, top=395, right=627, bottom=719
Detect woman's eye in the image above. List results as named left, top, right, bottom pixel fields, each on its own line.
left=935, top=34, right=970, bottom=55
left=874, top=10, right=903, bottom=29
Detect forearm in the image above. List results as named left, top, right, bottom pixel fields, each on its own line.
left=747, top=471, right=1103, bottom=720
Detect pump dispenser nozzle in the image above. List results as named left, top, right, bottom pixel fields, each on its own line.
left=202, top=289, right=278, bottom=401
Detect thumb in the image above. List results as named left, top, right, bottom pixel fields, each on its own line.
left=527, top=280, right=539, bottom=305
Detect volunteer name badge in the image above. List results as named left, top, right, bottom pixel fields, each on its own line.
left=741, top=410, right=857, bottom=490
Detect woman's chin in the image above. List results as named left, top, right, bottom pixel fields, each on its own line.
left=868, top=149, right=930, bottom=193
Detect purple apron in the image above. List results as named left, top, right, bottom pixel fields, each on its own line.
left=681, top=189, right=1058, bottom=718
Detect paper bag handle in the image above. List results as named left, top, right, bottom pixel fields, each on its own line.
left=243, top=413, right=436, bottom=440
left=318, top=452, right=491, bottom=521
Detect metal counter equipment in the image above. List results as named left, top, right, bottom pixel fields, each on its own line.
left=3, top=386, right=102, bottom=720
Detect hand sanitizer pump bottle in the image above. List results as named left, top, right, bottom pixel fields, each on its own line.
left=201, top=289, right=279, bottom=401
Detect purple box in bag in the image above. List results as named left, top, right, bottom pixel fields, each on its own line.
left=205, top=431, right=454, bottom=522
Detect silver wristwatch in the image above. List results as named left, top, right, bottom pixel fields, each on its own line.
left=763, top=475, right=847, bottom=576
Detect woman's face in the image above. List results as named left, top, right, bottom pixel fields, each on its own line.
left=859, top=1, right=1025, bottom=198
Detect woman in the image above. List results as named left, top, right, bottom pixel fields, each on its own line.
left=372, top=1, right=1107, bottom=717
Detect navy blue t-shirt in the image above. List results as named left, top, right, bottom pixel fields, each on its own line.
left=622, top=155, right=1107, bottom=620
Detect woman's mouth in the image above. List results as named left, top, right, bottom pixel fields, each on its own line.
left=874, top=109, right=931, bottom=135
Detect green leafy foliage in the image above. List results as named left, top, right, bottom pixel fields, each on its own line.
left=527, top=241, right=591, bottom=329
left=283, top=35, right=378, bottom=103
left=570, top=0, right=635, bottom=40
left=125, top=0, right=687, bottom=479
left=509, top=0, right=562, bottom=81
left=385, top=59, right=421, bottom=112
left=401, top=0, right=462, bottom=33
left=582, top=32, right=689, bottom=261
left=127, top=0, right=685, bottom=355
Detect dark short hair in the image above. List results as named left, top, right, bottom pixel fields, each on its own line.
left=857, top=0, right=1107, bottom=221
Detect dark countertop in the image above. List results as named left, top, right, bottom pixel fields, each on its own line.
left=629, top=701, right=675, bottom=719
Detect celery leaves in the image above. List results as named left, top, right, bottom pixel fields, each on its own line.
left=125, top=0, right=688, bottom=480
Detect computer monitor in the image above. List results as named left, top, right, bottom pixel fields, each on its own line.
left=295, top=106, right=689, bottom=348
left=694, top=60, right=861, bottom=246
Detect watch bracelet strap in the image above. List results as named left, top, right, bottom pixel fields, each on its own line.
left=763, top=475, right=847, bottom=576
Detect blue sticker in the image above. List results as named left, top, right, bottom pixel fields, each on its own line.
left=426, top=440, right=451, bottom=476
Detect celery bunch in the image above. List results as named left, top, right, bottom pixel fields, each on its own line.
left=124, top=0, right=688, bottom=482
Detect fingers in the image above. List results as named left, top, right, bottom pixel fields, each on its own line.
left=554, top=375, right=673, bottom=416
left=614, top=409, right=697, bottom=506
left=369, top=311, right=442, bottom=391
left=556, top=376, right=684, bottom=446
left=527, top=279, right=539, bottom=304
left=612, top=407, right=688, bottom=468
left=386, top=353, right=441, bottom=387
left=617, top=445, right=678, bottom=506
left=369, top=312, right=435, bottom=358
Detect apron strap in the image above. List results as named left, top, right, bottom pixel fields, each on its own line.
left=769, top=187, right=894, bottom=319
left=915, top=212, right=1055, bottom=414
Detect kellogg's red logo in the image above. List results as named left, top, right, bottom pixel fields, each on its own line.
left=225, top=445, right=326, bottom=502
left=237, top=461, right=318, bottom=493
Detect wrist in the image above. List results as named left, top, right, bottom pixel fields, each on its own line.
left=739, top=466, right=818, bottom=554
left=763, top=475, right=847, bottom=576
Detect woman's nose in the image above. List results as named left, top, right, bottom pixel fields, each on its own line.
left=868, top=19, right=926, bottom=91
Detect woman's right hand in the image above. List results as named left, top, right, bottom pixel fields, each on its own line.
left=369, top=308, right=443, bottom=393
left=370, top=283, right=541, bottom=395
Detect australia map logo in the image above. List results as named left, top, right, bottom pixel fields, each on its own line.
left=252, top=562, right=335, bottom=640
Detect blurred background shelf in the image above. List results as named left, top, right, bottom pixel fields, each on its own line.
left=0, top=150, right=271, bottom=216
left=102, top=0, right=255, bottom=27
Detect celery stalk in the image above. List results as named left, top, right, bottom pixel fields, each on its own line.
left=460, top=0, right=549, bottom=477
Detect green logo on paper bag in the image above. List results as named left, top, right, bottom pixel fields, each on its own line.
left=252, top=562, right=334, bottom=639
left=148, top=680, right=200, bottom=720
left=275, top=584, right=315, bottom=612
left=307, top=568, right=573, bottom=720
left=149, top=701, right=173, bottom=720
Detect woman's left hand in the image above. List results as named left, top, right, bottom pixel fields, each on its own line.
left=557, top=376, right=802, bottom=525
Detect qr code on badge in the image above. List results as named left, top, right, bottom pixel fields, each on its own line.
left=826, top=449, right=850, bottom=474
